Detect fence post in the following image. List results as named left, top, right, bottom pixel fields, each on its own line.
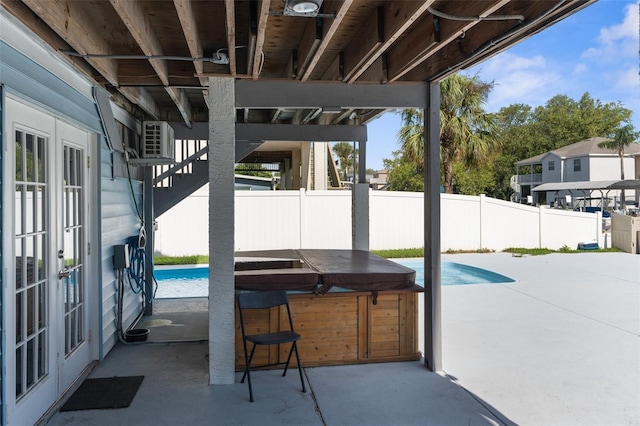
left=352, top=184, right=370, bottom=250
left=479, top=194, right=485, bottom=250
left=539, top=206, right=544, bottom=248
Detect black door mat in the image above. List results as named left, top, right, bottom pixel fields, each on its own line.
left=60, top=376, right=144, bottom=411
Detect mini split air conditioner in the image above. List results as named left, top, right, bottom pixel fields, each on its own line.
left=136, top=121, right=175, bottom=165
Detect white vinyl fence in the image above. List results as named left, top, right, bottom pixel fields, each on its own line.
left=155, top=188, right=603, bottom=256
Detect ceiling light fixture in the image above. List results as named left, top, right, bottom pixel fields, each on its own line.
left=284, top=0, right=323, bottom=17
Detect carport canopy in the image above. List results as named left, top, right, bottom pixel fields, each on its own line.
left=532, top=180, right=640, bottom=192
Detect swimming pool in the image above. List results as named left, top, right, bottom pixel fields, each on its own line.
left=153, top=259, right=514, bottom=298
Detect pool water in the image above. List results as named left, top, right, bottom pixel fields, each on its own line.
left=153, top=259, right=514, bottom=299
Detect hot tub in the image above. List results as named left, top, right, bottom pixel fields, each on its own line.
left=234, top=249, right=422, bottom=369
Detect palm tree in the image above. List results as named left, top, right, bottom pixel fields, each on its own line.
left=332, top=142, right=354, bottom=181
left=598, top=123, right=640, bottom=207
left=398, top=74, right=498, bottom=193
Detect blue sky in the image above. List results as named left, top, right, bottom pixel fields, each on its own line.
left=365, top=0, right=640, bottom=171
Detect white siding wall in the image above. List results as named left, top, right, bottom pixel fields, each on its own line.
left=100, top=146, right=144, bottom=356
left=564, top=155, right=590, bottom=182
left=156, top=190, right=603, bottom=255
left=542, top=154, right=561, bottom=182
left=589, top=156, right=635, bottom=181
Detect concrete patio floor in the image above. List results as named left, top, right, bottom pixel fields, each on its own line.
left=46, top=252, right=639, bottom=426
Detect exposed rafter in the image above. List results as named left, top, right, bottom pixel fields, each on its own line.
left=173, top=0, right=206, bottom=86
left=386, top=0, right=511, bottom=82
left=109, top=0, right=192, bottom=127
left=19, top=0, right=161, bottom=119
left=251, top=0, right=271, bottom=80
left=20, top=0, right=118, bottom=84
left=343, top=0, right=436, bottom=83
left=224, top=0, right=237, bottom=76
left=300, top=0, right=354, bottom=82
left=296, top=15, right=323, bottom=78
left=8, top=0, right=598, bottom=125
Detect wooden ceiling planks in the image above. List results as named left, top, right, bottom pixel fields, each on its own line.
left=6, top=0, right=597, bottom=124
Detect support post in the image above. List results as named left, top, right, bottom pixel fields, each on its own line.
left=352, top=139, right=369, bottom=250
left=424, top=82, right=442, bottom=372
left=208, top=77, right=236, bottom=385
left=143, top=166, right=154, bottom=315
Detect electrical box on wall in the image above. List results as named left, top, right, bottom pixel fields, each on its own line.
left=130, top=121, right=175, bottom=165
left=113, top=244, right=130, bottom=269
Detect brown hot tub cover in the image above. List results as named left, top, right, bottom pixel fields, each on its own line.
left=298, top=249, right=416, bottom=293
left=234, top=249, right=416, bottom=296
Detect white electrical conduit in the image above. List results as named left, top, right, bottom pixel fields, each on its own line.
left=428, top=6, right=524, bottom=22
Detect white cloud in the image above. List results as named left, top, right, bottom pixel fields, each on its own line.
left=612, top=66, right=640, bottom=91
left=472, top=52, right=563, bottom=111
left=599, top=1, right=639, bottom=42
left=485, top=69, right=564, bottom=111
left=482, top=52, right=546, bottom=75
left=581, top=1, right=640, bottom=61
left=573, top=63, right=587, bottom=74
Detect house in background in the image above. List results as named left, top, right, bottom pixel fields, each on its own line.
left=513, top=137, right=640, bottom=206
left=369, top=169, right=389, bottom=190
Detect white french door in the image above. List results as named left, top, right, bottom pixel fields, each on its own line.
left=4, top=97, right=95, bottom=425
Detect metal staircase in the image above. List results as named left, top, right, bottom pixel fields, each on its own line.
left=153, top=139, right=263, bottom=217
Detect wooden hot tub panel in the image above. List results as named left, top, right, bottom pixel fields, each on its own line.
left=235, top=290, right=421, bottom=370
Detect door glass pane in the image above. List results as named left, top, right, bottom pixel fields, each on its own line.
left=38, top=282, right=46, bottom=328
left=27, top=287, right=35, bottom=336
left=15, top=238, right=24, bottom=290
left=16, top=292, right=23, bottom=342
left=16, top=130, right=23, bottom=180
left=26, top=185, right=35, bottom=234
left=26, top=236, right=35, bottom=286
left=37, top=234, right=46, bottom=281
left=37, top=136, right=46, bottom=183
left=16, top=347, right=23, bottom=398
left=15, top=185, right=23, bottom=235
left=38, top=331, right=47, bottom=380
left=26, top=338, right=35, bottom=388
left=25, top=133, right=35, bottom=182
left=38, top=186, right=46, bottom=232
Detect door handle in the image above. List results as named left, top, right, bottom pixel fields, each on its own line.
left=58, top=268, right=71, bottom=280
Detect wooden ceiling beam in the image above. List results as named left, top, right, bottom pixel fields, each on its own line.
left=20, top=0, right=161, bottom=119
left=173, top=0, right=206, bottom=85
left=300, top=0, right=354, bottom=82
left=296, top=17, right=323, bottom=79
left=110, top=0, right=192, bottom=126
left=387, top=0, right=511, bottom=82
left=401, top=0, right=577, bottom=82
left=251, top=0, right=271, bottom=80
left=119, top=87, right=161, bottom=119
left=342, top=6, right=383, bottom=83
left=20, top=0, right=119, bottom=85
left=224, top=0, right=237, bottom=76
left=343, top=0, right=436, bottom=84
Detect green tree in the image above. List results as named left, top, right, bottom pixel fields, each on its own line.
left=332, top=142, right=354, bottom=181
left=597, top=124, right=640, bottom=206
left=383, top=152, right=424, bottom=192
left=452, top=161, right=496, bottom=195
left=598, top=124, right=640, bottom=181
left=398, top=73, right=498, bottom=194
left=529, top=93, right=630, bottom=151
